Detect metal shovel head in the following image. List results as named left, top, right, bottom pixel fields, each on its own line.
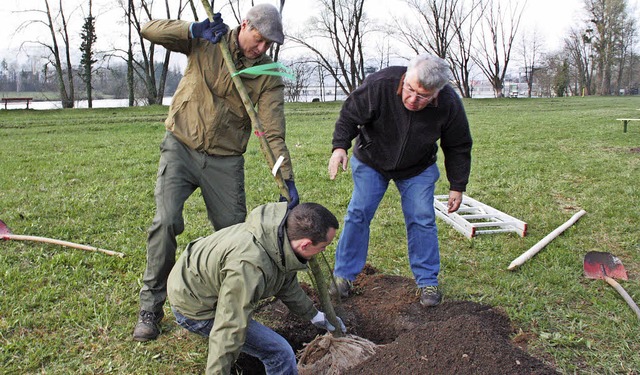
left=0, top=219, right=11, bottom=238
left=584, top=251, right=628, bottom=280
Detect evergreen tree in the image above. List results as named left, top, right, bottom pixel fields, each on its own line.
left=79, top=2, right=97, bottom=107
left=553, top=59, right=570, bottom=97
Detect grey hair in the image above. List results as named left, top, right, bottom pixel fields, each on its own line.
left=406, top=54, right=451, bottom=90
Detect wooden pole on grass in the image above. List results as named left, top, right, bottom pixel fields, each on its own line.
left=508, top=210, right=586, bottom=270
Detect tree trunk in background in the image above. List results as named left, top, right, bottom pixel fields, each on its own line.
left=129, top=0, right=185, bottom=105
left=564, top=27, right=595, bottom=96
left=586, top=0, right=627, bottom=95
left=472, top=0, right=524, bottom=98
left=519, top=29, right=543, bottom=98
left=288, top=0, right=368, bottom=96
left=395, top=0, right=461, bottom=59
left=127, top=0, right=135, bottom=106
left=59, top=0, right=76, bottom=108
left=43, top=0, right=75, bottom=108
left=449, top=0, right=483, bottom=98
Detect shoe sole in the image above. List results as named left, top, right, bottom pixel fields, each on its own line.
left=133, top=335, right=157, bottom=342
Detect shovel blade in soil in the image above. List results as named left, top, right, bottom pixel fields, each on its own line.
left=583, top=251, right=628, bottom=280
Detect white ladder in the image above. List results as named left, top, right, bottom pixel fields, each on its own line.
left=433, top=195, right=527, bottom=239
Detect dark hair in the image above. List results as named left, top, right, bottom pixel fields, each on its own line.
left=286, top=203, right=339, bottom=244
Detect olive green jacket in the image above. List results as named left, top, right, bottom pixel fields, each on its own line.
left=141, top=20, right=294, bottom=179
left=167, top=202, right=318, bottom=374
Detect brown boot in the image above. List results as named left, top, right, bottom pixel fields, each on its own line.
left=133, top=310, right=164, bottom=342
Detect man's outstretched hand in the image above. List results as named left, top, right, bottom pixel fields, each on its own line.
left=328, top=148, right=348, bottom=180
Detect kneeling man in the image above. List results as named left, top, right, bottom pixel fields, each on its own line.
left=168, top=202, right=345, bottom=374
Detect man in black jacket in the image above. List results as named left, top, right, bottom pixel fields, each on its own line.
left=327, top=54, right=473, bottom=307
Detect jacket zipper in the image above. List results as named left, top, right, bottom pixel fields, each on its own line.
left=394, top=111, right=412, bottom=170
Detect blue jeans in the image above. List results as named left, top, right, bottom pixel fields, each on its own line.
left=171, top=307, right=297, bottom=375
left=334, top=156, right=441, bottom=287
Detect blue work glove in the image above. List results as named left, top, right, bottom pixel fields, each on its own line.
left=191, top=13, right=227, bottom=44
left=310, top=311, right=347, bottom=333
left=279, top=179, right=299, bottom=209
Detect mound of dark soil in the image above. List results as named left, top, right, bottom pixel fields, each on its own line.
left=236, top=266, right=558, bottom=374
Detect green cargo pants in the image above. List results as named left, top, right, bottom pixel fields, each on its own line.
left=139, top=132, right=247, bottom=313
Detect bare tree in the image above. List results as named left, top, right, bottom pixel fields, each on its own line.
left=371, top=34, right=393, bottom=70
left=585, top=0, right=628, bottom=95
left=564, top=26, right=596, bottom=96
left=614, top=13, right=636, bottom=95
left=394, top=0, right=461, bottom=59
left=282, top=58, right=315, bottom=102
left=123, top=0, right=187, bottom=105
left=518, top=28, right=544, bottom=98
left=287, top=0, right=369, bottom=96
left=23, top=0, right=77, bottom=108
left=127, top=0, right=135, bottom=105
left=390, top=0, right=482, bottom=98
left=472, top=0, right=525, bottom=98
left=536, top=51, right=565, bottom=97
left=449, top=0, right=484, bottom=98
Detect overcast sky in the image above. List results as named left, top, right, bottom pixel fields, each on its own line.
left=1, top=0, right=634, bottom=68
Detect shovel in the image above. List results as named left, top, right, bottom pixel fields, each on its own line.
left=1, top=219, right=125, bottom=258
left=583, top=251, right=640, bottom=320
left=195, top=0, right=348, bottom=333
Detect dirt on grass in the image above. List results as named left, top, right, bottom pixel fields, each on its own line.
left=236, top=265, right=559, bottom=374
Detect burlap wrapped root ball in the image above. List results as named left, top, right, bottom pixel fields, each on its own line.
left=297, top=333, right=379, bottom=375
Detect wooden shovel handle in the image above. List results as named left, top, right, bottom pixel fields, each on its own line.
left=604, top=276, right=640, bottom=320
left=2, top=234, right=125, bottom=258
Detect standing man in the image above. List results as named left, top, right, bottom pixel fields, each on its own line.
left=327, top=54, right=472, bottom=307
left=134, top=4, right=299, bottom=341
left=168, top=202, right=345, bottom=374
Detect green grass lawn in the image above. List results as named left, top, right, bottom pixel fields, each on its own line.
left=1, top=97, right=639, bottom=374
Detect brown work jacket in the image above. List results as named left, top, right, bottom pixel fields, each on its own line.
left=141, top=20, right=294, bottom=179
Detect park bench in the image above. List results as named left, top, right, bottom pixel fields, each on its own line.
left=2, top=97, right=34, bottom=110
left=615, top=118, right=640, bottom=133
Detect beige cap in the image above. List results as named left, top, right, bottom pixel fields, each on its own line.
left=245, top=3, right=284, bottom=45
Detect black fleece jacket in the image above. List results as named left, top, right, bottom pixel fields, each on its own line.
left=331, top=66, right=473, bottom=191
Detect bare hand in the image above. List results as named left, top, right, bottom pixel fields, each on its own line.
left=328, top=148, right=349, bottom=180
left=447, top=190, right=463, bottom=213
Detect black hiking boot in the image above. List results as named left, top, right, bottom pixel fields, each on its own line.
left=133, top=310, right=164, bottom=342
left=419, top=285, right=442, bottom=307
